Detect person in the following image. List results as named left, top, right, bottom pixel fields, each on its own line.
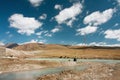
left=73, top=58, right=77, bottom=62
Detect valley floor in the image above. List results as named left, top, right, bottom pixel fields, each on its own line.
left=0, top=58, right=120, bottom=80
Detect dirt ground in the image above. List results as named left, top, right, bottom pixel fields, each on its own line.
left=0, top=58, right=78, bottom=74
left=34, top=49, right=120, bottom=59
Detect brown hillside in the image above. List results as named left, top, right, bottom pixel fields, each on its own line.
left=13, top=43, right=68, bottom=51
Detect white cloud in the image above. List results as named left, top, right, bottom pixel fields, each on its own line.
left=66, top=17, right=76, bottom=27
left=76, top=8, right=115, bottom=36
left=36, top=31, right=43, bottom=38
left=55, top=3, right=83, bottom=26
left=76, top=25, right=98, bottom=35
left=84, top=8, right=115, bottom=26
left=20, top=39, right=46, bottom=44
left=114, top=23, right=119, bottom=27
left=51, top=26, right=61, bottom=33
left=39, top=39, right=47, bottom=43
left=37, top=30, right=53, bottom=37
left=36, top=30, right=47, bottom=36
left=107, top=44, right=120, bottom=47
left=117, top=0, right=120, bottom=5
left=36, top=30, right=55, bottom=37
left=104, top=29, right=120, bottom=41
left=54, top=4, right=62, bottom=10
left=9, top=14, right=42, bottom=36
left=76, top=42, right=120, bottom=47
left=44, top=33, right=52, bottom=37
left=76, top=43, right=87, bottom=46
left=29, top=39, right=38, bottom=43
left=39, top=14, right=47, bottom=20
left=36, top=32, right=42, bottom=36
left=89, top=42, right=107, bottom=46
left=0, top=42, right=4, bottom=46
left=29, top=0, right=43, bottom=7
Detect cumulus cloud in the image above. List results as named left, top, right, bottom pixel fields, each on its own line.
left=36, top=32, right=43, bottom=36
left=104, top=29, right=120, bottom=41
left=107, top=44, right=120, bottom=47
left=76, top=43, right=86, bottom=46
left=39, top=14, right=47, bottom=20
left=36, top=30, right=53, bottom=37
left=76, top=26, right=98, bottom=35
left=76, top=42, right=120, bottom=47
left=89, top=42, right=107, bottom=46
left=54, top=4, right=62, bottom=10
left=76, top=42, right=106, bottom=46
left=66, top=17, right=76, bottom=27
left=20, top=39, right=46, bottom=44
left=35, top=31, right=44, bottom=38
left=76, top=8, right=115, bottom=35
left=55, top=3, right=83, bottom=26
left=84, top=8, right=115, bottom=26
left=51, top=26, right=61, bottom=33
left=44, top=33, right=52, bottom=37
left=29, top=39, right=38, bottom=43
left=29, top=0, right=44, bottom=7
left=9, top=14, right=42, bottom=36
left=37, top=30, right=52, bottom=37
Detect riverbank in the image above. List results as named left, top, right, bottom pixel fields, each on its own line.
left=0, top=58, right=120, bottom=74
left=0, top=58, right=78, bottom=74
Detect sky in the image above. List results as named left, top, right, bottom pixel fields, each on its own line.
left=0, top=0, right=120, bottom=46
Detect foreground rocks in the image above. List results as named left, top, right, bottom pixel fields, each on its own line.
left=37, top=62, right=120, bottom=80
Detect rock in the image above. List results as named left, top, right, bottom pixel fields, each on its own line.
left=5, top=43, right=18, bottom=48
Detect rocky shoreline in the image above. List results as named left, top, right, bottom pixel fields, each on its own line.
left=37, top=62, right=120, bottom=80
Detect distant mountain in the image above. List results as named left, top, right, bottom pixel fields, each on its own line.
left=13, top=43, right=68, bottom=51
left=69, top=45, right=120, bottom=49
left=6, top=42, right=120, bottom=51
left=5, top=43, right=19, bottom=48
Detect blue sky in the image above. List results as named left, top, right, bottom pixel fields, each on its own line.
left=0, top=0, right=120, bottom=46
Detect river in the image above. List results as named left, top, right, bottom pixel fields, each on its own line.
left=0, top=58, right=120, bottom=80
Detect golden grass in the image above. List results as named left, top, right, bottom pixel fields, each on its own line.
left=34, top=49, right=120, bottom=59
